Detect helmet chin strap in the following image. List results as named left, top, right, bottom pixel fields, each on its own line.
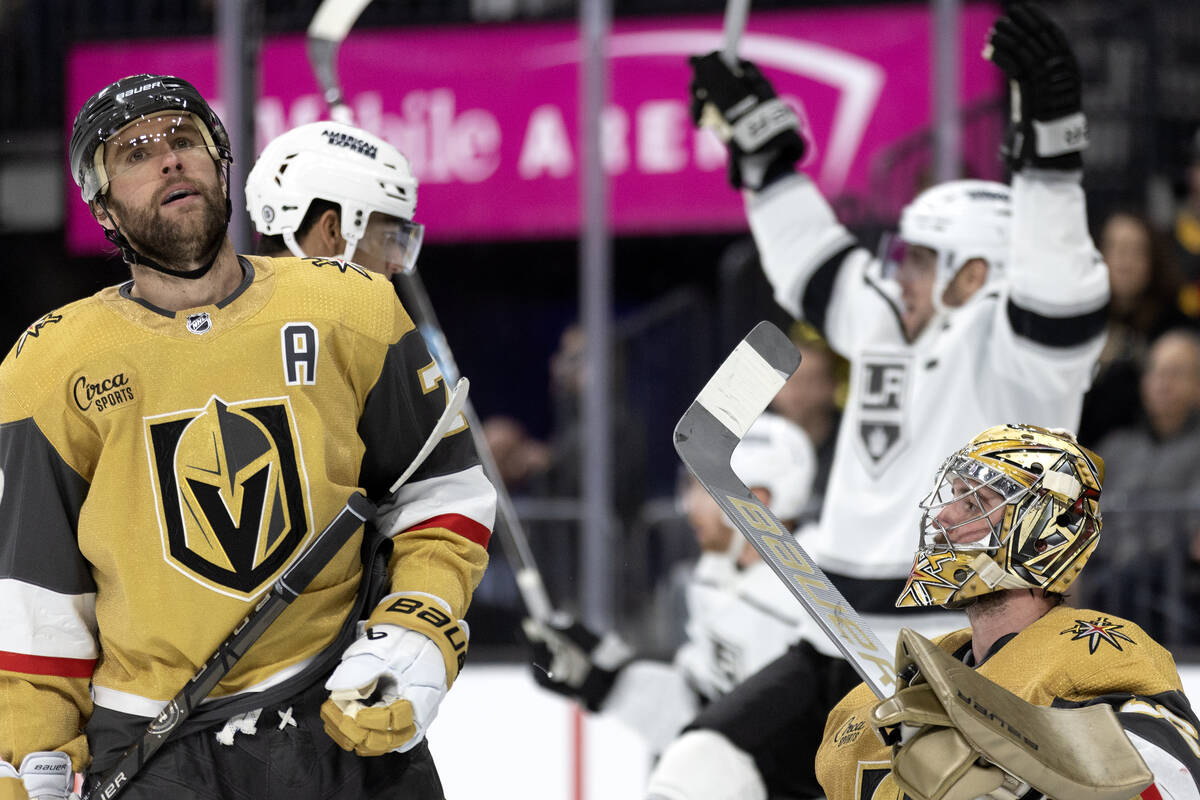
left=283, top=230, right=308, bottom=259
left=281, top=226, right=361, bottom=263
left=98, top=162, right=232, bottom=281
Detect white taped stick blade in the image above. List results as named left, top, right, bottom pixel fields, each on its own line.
left=693, top=322, right=798, bottom=438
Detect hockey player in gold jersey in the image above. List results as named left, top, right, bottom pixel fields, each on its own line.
left=0, top=75, right=496, bottom=800
left=815, top=424, right=1200, bottom=800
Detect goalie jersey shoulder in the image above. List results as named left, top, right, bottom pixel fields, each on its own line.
left=978, top=606, right=1185, bottom=704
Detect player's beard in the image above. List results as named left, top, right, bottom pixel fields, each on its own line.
left=109, top=180, right=227, bottom=271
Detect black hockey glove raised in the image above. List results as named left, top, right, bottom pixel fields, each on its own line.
left=522, top=614, right=632, bottom=712
left=688, top=52, right=805, bottom=190
left=986, top=3, right=1087, bottom=172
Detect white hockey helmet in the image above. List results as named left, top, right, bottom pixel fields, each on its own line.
left=730, top=412, right=816, bottom=522
left=894, top=179, right=1011, bottom=313
left=245, top=121, right=421, bottom=267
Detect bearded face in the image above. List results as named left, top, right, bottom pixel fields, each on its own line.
left=93, top=112, right=229, bottom=272
left=105, top=172, right=227, bottom=268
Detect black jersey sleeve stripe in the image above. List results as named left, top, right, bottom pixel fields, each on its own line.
left=356, top=331, right=479, bottom=502
left=800, top=243, right=857, bottom=340
left=1006, top=298, right=1109, bottom=348
left=0, top=417, right=94, bottom=594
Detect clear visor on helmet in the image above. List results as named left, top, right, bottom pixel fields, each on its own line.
left=876, top=232, right=940, bottom=281
left=354, top=212, right=425, bottom=275
left=876, top=231, right=908, bottom=280
left=917, top=455, right=1028, bottom=553
left=97, top=112, right=221, bottom=193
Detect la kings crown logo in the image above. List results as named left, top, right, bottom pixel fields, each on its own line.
left=854, top=353, right=912, bottom=475
left=145, top=395, right=312, bottom=598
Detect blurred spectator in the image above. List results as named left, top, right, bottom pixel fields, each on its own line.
left=1097, top=328, right=1200, bottom=495
left=1077, top=211, right=1195, bottom=446
left=1092, top=328, right=1200, bottom=640
left=541, top=322, right=647, bottom=527
left=481, top=415, right=552, bottom=494
left=1173, top=129, right=1200, bottom=287
left=767, top=327, right=845, bottom=509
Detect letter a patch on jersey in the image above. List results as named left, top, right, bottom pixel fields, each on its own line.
left=854, top=354, right=911, bottom=476
left=144, top=395, right=314, bottom=599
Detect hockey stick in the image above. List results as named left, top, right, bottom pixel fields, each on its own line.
left=84, top=377, right=470, bottom=800
left=306, top=0, right=374, bottom=123
left=393, top=270, right=555, bottom=622
left=673, top=322, right=896, bottom=698
left=304, top=0, right=554, bottom=624
left=720, top=0, right=751, bottom=68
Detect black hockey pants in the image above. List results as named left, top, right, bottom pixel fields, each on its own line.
left=83, top=679, right=444, bottom=800
left=686, top=640, right=860, bottom=800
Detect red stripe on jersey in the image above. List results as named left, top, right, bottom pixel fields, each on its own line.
left=405, top=513, right=491, bottom=547
left=1141, top=783, right=1163, bottom=800
left=0, top=650, right=95, bottom=678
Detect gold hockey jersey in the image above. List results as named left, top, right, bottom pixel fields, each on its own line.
left=0, top=256, right=494, bottom=772
left=815, top=605, right=1200, bottom=800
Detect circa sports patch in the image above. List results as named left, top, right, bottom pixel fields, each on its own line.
left=1060, top=617, right=1137, bottom=654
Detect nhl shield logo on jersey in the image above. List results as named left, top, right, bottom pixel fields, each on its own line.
left=853, top=355, right=912, bottom=475
left=144, top=395, right=313, bottom=599
left=186, top=312, right=212, bottom=335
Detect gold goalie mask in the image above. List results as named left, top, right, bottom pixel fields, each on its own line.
left=897, top=424, right=1104, bottom=609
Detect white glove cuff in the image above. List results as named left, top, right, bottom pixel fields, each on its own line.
left=18, top=751, right=74, bottom=800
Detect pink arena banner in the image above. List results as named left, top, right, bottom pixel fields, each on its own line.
left=66, top=4, right=1001, bottom=253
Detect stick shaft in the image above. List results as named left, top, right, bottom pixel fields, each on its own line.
left=673, top=322, right=896, bottom=698
left=721, top=0, right=751, bottom=67
left=393, top=270, right=554, bottom=621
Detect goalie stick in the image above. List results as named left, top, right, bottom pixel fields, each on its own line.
left=393, top=269, right=555, bottom=622
left=306, top=0, right=374, bottom=123
left=673, top=322, right=896, bottom=699
left=85, top=377, right=470, bottom=800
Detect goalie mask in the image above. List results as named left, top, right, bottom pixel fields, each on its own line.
left=245, top=121, right=423, bottom=271
left=896, top=423, right=1103, bottom=609
left=880, top=180, right=1011, bottom=315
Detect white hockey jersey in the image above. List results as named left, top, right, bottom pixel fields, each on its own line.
left=602, top=549, right=806, bottom=754
left=750, top=170, right=1108, bottom=579
left=747, top=170, right=1108, bottom=648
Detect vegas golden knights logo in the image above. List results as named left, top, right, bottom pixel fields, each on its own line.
left=145, top=395, right=312, bottom=598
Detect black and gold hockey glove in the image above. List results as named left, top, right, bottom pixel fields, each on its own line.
left=986, top=3, right=1088, bottom=172
left=688, top=52, right=806, bottom=190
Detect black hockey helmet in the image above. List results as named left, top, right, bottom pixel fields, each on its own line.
left=69, top=74, right=231, bottom=203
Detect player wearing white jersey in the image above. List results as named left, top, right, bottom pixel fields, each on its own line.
left=523, top=414, right=825, bottom=756
left=646, top=5, right=1109, bottom=799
